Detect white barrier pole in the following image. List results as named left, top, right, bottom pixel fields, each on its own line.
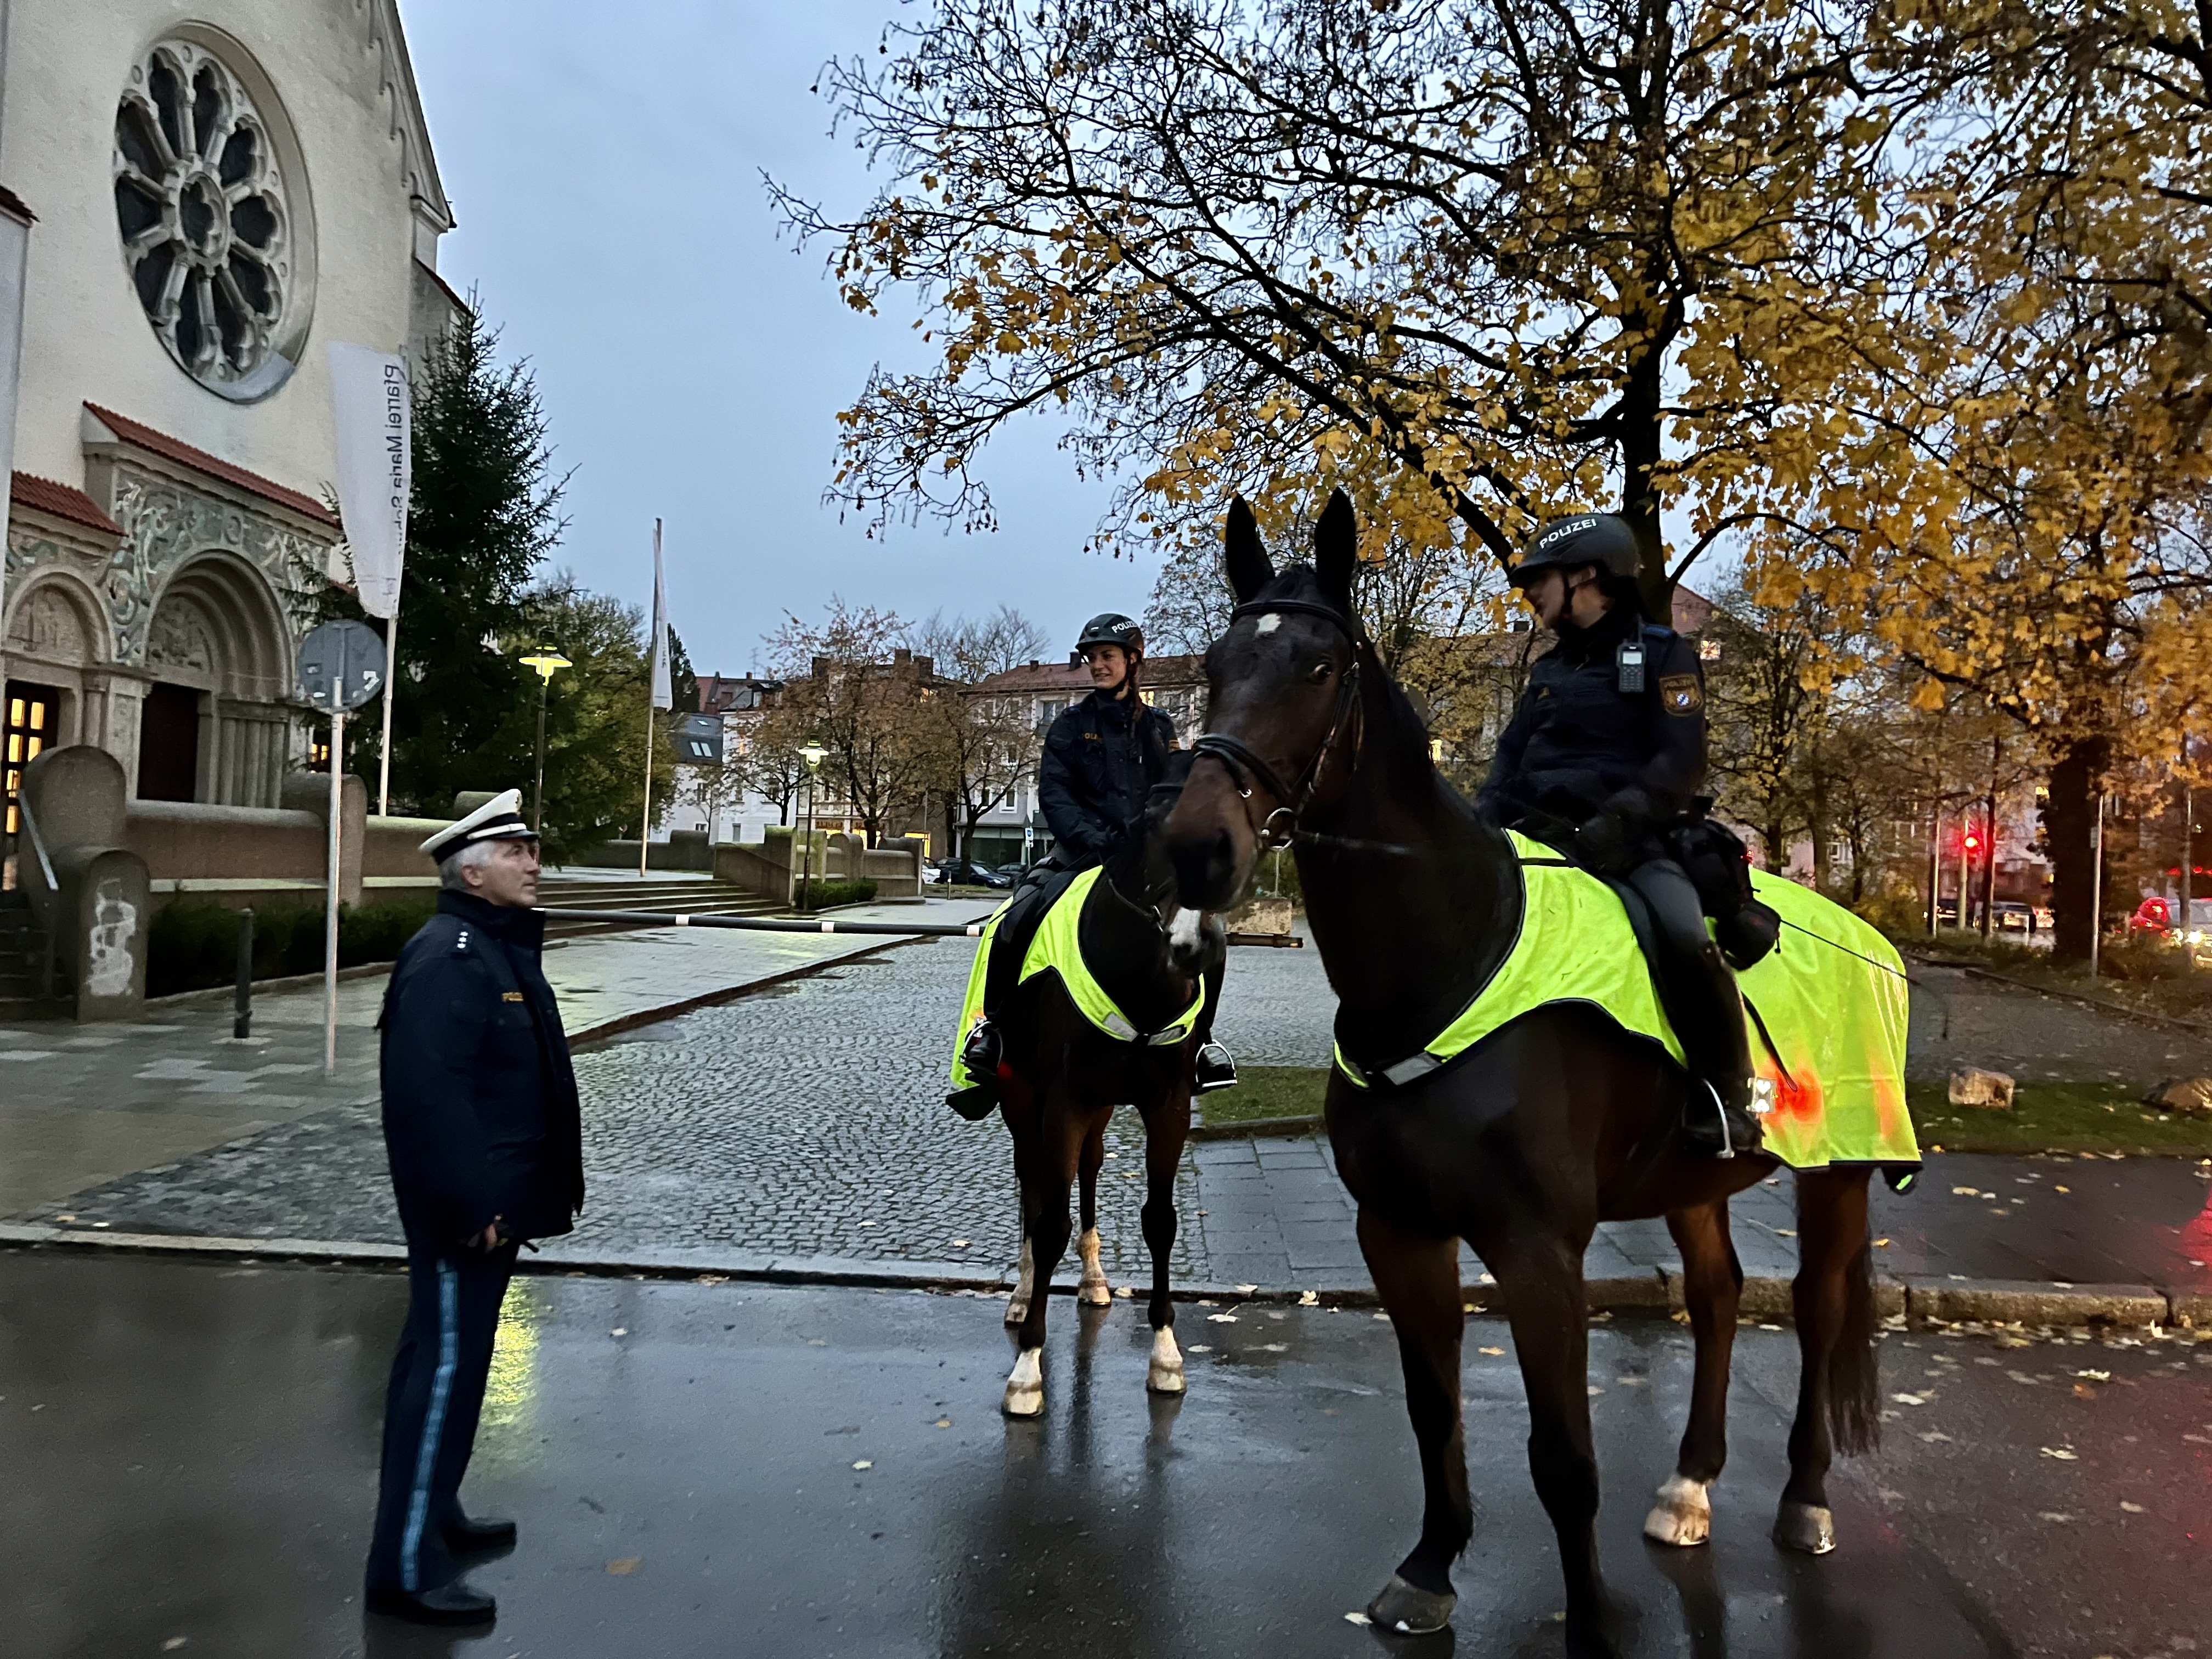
left=325, top=702, right=345, bottom=1077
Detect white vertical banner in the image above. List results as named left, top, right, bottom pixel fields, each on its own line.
left=640, top=518, right=669, bottom=875
left=328, top=343, right=410, bottom=815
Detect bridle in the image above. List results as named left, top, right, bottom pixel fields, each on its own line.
left=1190, top=598, right=1367, bottom=852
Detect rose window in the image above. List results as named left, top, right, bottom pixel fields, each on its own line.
left=113, top=38, right=304, bottom=400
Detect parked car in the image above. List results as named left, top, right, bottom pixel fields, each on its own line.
left=932, top=857, right=1013, bottom=889
left=1991, top=900, right=2035, bottom=934
left=2137, top=895, right=2212, bottom=943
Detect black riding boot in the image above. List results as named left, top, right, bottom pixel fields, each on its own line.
left=1626, top=859, right=1763, bottom=1160
left=947, top=1020, right=1003, bottom=1120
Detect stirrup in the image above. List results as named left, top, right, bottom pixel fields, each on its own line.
left=1686, top=1079, right=1760, bottom=1159
left=1194, top=1041, right=1238, bottom=1093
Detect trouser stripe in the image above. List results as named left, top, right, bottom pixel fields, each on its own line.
left=399, top=1261, right=461, bottom=1592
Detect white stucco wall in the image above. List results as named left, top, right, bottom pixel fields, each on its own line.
left=1, top=0, right=433, bottom=498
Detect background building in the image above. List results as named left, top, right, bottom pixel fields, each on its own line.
left=1, top=1, right=455, bottom=851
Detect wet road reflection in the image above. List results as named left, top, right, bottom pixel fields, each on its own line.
left=2, top=1251, right=2200, bottom=1657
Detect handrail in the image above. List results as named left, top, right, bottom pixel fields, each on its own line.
left=15, top=788, right=57, bottom=898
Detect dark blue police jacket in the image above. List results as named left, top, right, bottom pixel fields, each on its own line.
left=378, top=889, right=584, bottom=1247
left=1038, top=688, right=1177, bottom=867
left=1476, top=605, right=1708, bottom=847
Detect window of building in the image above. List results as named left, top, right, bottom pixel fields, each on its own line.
left=115, top=34, right=313, bottom=400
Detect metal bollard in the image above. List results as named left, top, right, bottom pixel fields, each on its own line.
left=234, top=907, right=255, bottom=1040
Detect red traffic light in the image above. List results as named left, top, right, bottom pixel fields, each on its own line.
left=1962, top=833, right=1980, bottom=851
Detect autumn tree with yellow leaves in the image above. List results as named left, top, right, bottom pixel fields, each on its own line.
left=778, top=0, right=1926, bottom=605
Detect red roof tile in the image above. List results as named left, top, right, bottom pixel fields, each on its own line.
left=11, top=471, right=120, bottom=538
left=83, top=403, right=337, bottom=527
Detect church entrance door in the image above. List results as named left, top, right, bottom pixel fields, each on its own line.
left=138, top=682, right=202, bottom=802
left=5, top=680, right=58, bottom=839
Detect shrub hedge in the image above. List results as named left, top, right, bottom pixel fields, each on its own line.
left=793, top=877, right=877, bottom=912
left=148, top=896, right=440, bottom=997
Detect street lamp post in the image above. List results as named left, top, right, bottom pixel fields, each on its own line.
left=518, top=650, right=572, bottom=832
left=799, top=742, right=826, bottom=909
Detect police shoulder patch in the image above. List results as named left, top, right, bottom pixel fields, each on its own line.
left=1659, top=674, right=1702, bottom=714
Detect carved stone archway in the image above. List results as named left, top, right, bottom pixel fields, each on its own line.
left=140, top=551, right=294, bottom=804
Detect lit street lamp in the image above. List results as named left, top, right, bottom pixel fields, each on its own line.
left=518, top=649, right=572, bottom=831
left=799, top=741, right=826, bottom=909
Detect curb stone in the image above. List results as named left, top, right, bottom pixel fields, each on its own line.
left=3, top=1223, right=2198, bottom=1329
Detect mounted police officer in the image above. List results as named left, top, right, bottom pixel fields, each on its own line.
left=954, top=613, right=1237, bottom=1111
left=1477, top=515, right=1764, bottom=1158
left=364, top=789, right=583, bottom=1627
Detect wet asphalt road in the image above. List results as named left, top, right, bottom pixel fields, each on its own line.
left=5, top=1251, right=2209, bottom=1659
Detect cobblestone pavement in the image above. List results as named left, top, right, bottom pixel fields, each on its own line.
left=27, top=918, right=2212, bottom=1294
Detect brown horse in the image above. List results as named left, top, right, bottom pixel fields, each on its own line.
left=1163, top=495, right=1880, bottom=1656
left=989, top=762, right=1225, bottom=1417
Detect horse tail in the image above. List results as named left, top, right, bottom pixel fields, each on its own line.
left=1825, top=1225, right=1881, bottom=1455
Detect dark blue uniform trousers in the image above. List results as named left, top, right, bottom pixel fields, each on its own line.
left=365, top=1239, right=517, bottom=1594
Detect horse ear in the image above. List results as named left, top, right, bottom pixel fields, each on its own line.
left=1223, top=498, right=1273, bottom=603
left=1314, top=489, right=1356, bottom=613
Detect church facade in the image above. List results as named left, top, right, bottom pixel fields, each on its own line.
left=0, top=0, right=454, bottom=833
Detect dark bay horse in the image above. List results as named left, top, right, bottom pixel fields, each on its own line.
left=1163, top=496, right=1878, bottom=1654
left=990, top=765, right=1225, bottom=1417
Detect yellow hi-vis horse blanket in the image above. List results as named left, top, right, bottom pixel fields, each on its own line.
left=1333, top=830, right=1918, bottom=1173
left=947, top=866, right=1208, bottom=1092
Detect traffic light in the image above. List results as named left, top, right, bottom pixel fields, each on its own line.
left=1963, top=831, right=1982, bottom=853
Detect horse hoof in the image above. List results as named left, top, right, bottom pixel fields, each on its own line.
left=1643, top=1473, right=1712, bottom=1547
left=1079, top=1278, right=1113, bottom=1307
left=1002, top=1350, right=1043, bottom=1418
left=1773, top=1500, right=1836, bottom=1555
left=1147, top=1324, right=1186, bottom=1393
left=1367, top=1574, right=1455, bottom=1635
left=1003, top=1297, right=1029, bottom=1327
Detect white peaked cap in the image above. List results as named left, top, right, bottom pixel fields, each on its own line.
left=419, top=788, right=537, bottom=860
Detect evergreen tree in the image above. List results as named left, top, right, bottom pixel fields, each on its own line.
left=324, top=291, right=566, bottom=819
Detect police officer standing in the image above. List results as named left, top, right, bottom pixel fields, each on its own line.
left=364, top=788, right=583, bottom=1626
left=1477, top=516, right=1761, bottom=1158
left=958, top=613, right=1237, bottom=1102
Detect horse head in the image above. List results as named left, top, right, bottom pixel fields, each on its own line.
left=1110, top=748, right=1225, bottom=977
left=1165, top=490, right=1365, bottom=912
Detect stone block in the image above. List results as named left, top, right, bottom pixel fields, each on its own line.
left=1947, top=1066, right=2015, bottom=1110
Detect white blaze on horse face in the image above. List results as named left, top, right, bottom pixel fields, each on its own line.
left=1168, top=906, right=1205, bottom=968
left=1077, top=1227, right=1111, bottom=1305
left=1147, top=1325, right=1187, bottom=1394
left=1003, top=1347, right=1045, bottom=1418
left=1643, top=1472, right=1713, bottom=1547
left=1255, top=612, right=1283, bottom=635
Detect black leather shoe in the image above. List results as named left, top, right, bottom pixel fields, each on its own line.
left=1194, top=1042, right=1238, bottom=1093
left=445, top=1512, right=516, bottom=1551
left=365, top=1582, right=497, bottom=1626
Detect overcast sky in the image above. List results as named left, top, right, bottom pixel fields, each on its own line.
left=396, top=1, right=1158, bottom=675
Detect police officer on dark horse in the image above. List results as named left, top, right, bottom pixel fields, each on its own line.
left=1479, top=513, right=1770, bottom=1158
left=1165, top=495, right=1882, bottom=1656
left=956, top=611, right=1237, bottom=1103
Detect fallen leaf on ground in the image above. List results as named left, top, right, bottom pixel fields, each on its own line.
left=1187, top=1344, right=1211, bottom=1353
left=1874, top=1238, right=1891, bottom=1248
left=852, top=1460, right=872, bottom=1470
left=933, top=1418, right=952, bottom=1429
left=2039, top=1447, right=2079, bottom=1460
left=1919, top=1431, right=1952, bottom=1442
left=1299, top=1291, right=1320, bottom=1306
left=1237, top=1284, right=1258, bottom=1294
left=1480, top=1346, right=1506, bottom=1356
left=950, top=1239, right=970, bottom=1248
left=1207, top=1313, right=1238, bottom=1323
left=2074, top=1384, right=2097, bottom=1398
left=610, top=1328, right=627, bottom=1338
left=2055, top=1186, right=2070, bottom=1193
left=2037, top=1511, right=2075, bottom=1523
left=1260, top=1341, right=1289, bottom=1352
left=1951, top=1186, right=1979, bottom=1196
left=2121, top=1501, right=2146, bottom=1513
left=1344, top=1613, right=1373, bottom=1627
left=607, top=1557, right=642, bottom=1576
left=1891, top=1393, right=1927, bottom=1406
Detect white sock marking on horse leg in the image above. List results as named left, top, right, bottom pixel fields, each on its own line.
left=1006, top=1237, right=1034, bottom=1325
left=1077, top=1227, right=1111, bottom=1305
left=1147, top=1325, right=1186, bottom=1395
left=1002, top=1347, right=1045, bottom=1418
left=1643, top=1471, right=1713, bottom=1546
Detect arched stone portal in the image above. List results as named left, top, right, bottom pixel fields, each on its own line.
left=139, top=551, right=295, bottom=805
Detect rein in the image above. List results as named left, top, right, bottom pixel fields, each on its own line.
left=1191, top=598, right=1408, bottom=856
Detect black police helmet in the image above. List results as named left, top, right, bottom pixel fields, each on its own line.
left=1074, top=612, right=1144, bottom=658
left=1509, top=514, right=1644, bottom=589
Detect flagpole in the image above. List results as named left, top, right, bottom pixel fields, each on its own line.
left=376, top=618, right=397, bottom=816
left=639, top=517, right=662, bottom=878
